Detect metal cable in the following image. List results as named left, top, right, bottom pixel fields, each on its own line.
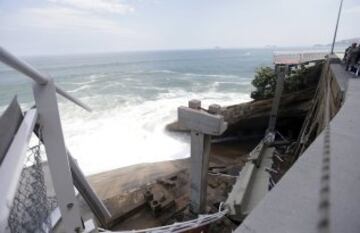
left=100, top=203, right=228, bottom=233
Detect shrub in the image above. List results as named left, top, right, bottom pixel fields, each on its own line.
left=250, top=66, right=277, bottom=100
left=251, top=62, right=323, bottom=100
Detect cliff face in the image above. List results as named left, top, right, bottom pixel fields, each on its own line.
left=293, top=61, right=345, bottom=159
left=167, top=63, right=324, bottom=140
left=166, top=87, right=316, bottom=140
left=220, top=87, right=315, bottom=134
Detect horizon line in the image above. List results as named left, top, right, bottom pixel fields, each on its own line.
left=15, top=44, right=347, bottom=58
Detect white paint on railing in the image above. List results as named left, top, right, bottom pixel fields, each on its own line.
left=0, top=109, right=38, bottom=232
left=33, top=80, right=84, bottom=233
left=0, top=46, right=92, bottom=112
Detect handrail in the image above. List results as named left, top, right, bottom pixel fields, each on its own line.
left=0, top=109, right=38, bottom=232
left=0, top=46, right=92, bottom=112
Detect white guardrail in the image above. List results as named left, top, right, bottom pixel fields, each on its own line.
left=0, top=46, right=92, bottom=233
left=0, top=109, right=38, bottom=232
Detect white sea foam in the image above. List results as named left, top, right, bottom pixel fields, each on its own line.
left=67, top=84, right=92, bottom=93
left=134, top=69, right=241, bottom=79
left=60, top=89, right=251, bottom=175
left=67, top=76, right=100, bottom=85
left=212, top=81, right=250, bottom=87
left=184, top=73, right=239, bottom=79
left=100, top=81, right=126, bottom=90
left=0, top=50, right=263, bottom=175
left=0, top=69, right=252, bottom=175
left=150, top=70, right=179, bottom=74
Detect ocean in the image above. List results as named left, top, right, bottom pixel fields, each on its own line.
left=0, top=48, right=308, bottom=174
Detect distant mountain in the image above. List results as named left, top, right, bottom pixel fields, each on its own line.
left=313, top=37, right=360, bottom=48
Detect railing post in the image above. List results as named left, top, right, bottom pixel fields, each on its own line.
left=68, top=154, right=112, bottom=226
left=33, top=79, right=84, bottom=233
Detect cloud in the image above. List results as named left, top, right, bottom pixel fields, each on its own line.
left=344, top=5, right=360, bottom=14
left=48, top=0, right=135, bottom=14
left=0, top=6, right=134, bottom=35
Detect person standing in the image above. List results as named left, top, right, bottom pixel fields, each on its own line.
left=355, top=45, right=360, bottom=77
left=349, top=45, right=360, bottom=72
left=345, top=43, right=358, bottom=71
left=344, top=44, right=354, bottom=62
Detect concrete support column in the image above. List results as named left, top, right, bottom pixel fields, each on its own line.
left=265, top=65, right=286, bottom=144
left=190, top=131, right=211, bottom=213
left=178, top=100, right=227, bottom=214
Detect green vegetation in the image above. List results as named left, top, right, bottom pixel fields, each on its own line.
left=250, top=62, right=323, bottom=100
left=250, top=67, right=277, bottom=100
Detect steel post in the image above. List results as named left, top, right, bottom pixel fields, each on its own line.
left=33, top=79, right=83, bottom=233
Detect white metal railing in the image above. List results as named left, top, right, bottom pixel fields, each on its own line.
left=0, top=47, right=91, bottom=112
left=0, top=109, right=38, bottom=232
left=0, top=46, right=94, bottom=233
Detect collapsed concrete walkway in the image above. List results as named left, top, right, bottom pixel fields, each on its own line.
left=235, top=66, right=360, bottom=233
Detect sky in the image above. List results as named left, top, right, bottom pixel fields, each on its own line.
left=0, top=0, right=359, bottom=56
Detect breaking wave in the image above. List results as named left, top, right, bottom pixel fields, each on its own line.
left=60, top=88, right=250, bottom=175
left=0, top=49, right=267, bottom=175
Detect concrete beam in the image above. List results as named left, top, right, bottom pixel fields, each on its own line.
left=225, top=142, right=273, bottom=221
left=178, top=106, right=227, bottom=136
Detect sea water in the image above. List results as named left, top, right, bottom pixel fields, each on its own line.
left=0, top=49, right=276, bottom=174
